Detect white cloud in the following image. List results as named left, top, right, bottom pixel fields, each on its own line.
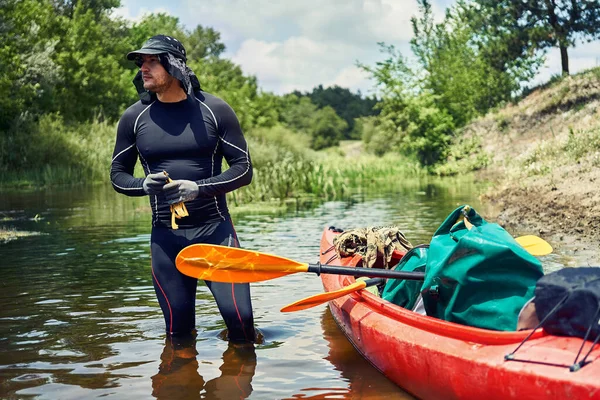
left=326, top=66, right=374, bottom=95
left=117, top=0, right=449, bottom=94
left=117, top=0, right=600, bottom=95
left=111, top=5, right=174, bottom=24
left=188, top=0, right=429, bottom=94
left=178, top=0, right=421, bottom=45
left=231, top=36, right=376, bottom=94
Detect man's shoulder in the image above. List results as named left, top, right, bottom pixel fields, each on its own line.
left=120, top=100, right=153, bottom=121
left=193, top=91, right=231, bottom=112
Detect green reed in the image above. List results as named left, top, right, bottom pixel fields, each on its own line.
left=0, top=114, right=114, bottom=187
left=229, top=151, right=425, bottom=206
left=1, top=117, right=425, bottom=207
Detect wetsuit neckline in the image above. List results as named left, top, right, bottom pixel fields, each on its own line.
left=155, top=95, right=191, bottom=107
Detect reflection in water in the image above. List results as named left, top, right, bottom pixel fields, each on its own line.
left=318, top=310, right=415, bottom=400
left=1, top=181, right=520, bottom=399
left=152, top=336, right=257, bottom=400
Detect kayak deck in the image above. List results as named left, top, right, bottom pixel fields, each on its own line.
left=319, top=227, right=600, bottom=400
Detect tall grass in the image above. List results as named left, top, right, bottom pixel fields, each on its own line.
left=1, top=117, right=425, bottom=206
left=230, top=150, right=425, bottom=206
left=0, top=114, right=114, bottom=186
left=521, top=127, right=600, bottom=176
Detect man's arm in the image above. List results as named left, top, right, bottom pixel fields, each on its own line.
left=195, top=101, right=253, bottom=197
left=110, top=112, right=147, bottom=196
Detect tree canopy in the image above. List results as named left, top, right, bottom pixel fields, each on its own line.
left=475, top=0, right=600, bottom=75
left=292, top=85, right=379, bottom=139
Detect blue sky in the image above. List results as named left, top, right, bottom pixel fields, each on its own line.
left=114, top=0, right=600, bottom=95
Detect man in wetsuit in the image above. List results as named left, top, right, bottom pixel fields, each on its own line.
left=110, top=35, right=255, bottom=344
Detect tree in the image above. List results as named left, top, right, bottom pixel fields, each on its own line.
left=410, top=0, right=541, bottom=124
left=476, top=0, right=600, bottom=75
left=296, top=85, right=379, bottom=139
left=359, top=0, right=543, bottom=165
left=310, top=106, right=347, bottom=150
left=0, top=0, right=60, bottom=129
left=52, top=1, right=133, bottom=121
left=185, top=25, right=226, bottom=60
left=52, top=0, right=121, bottom=18
left=128, top=13, right=186, bottom=52
left=280, top=95, right=318, bottom=133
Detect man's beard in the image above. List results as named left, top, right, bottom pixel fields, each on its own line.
left=143, top=75, right=174, bottom=94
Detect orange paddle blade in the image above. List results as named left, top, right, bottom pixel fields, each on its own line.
left=281, top=280, right=368, bottom=312
left=176, top=244, right=310, bottom=283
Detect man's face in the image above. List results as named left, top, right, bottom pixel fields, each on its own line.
left=137, top=54, right=174, bottom=93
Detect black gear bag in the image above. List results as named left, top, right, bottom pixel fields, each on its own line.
left=534, top=267, right=600, bottom=340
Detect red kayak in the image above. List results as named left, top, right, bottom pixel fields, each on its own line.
left=319, top=227, right=600, bottom=400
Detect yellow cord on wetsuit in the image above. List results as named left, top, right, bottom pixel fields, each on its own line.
left=163, top=171, right=189, bottom=230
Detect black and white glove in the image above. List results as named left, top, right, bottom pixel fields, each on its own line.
left=164, top=180, right=199, bottom=204
left=143, top=172, right=169, bottom=195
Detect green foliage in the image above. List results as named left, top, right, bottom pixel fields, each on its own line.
left=310, top=106, right=348, bottom=150
left=360, top=116, right=403, bottom=157
left=432, top=135, right=491, bottom=176
left=359, top=0, right=543, bottom=167
left=474, top=0, right=600, bottom=74
left=293, top=85, right=379, bottom=139
left=495, top=114, right=511, bottom=132
left=0, top=0, right=59, bottom=130
left=231, top=132, right=425, bottom=206
left=0, top=114, right=114, bottom=185
left=185, top=25, right=226, bottom=59
left=360, top=39, right=455, bottom=165
left=280, top=96, right=317, bottom=132
left=410, top=0, right=537, bottom=126
left=52, top=2, right=134, bottom=122
left=361, top=92, right=455, bottom=166
left=245, top=125, right=313, bottom=170
left=279, top=96, right=347, bottom=150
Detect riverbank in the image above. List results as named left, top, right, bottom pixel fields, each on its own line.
left=460, top=69, right=600, bottom=264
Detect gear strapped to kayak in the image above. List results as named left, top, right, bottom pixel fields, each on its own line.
left=332, top=226, right=413, bottom=269
left=383, top=205, right=544, bottom=331
left=506, top=266, right=600, bottom=371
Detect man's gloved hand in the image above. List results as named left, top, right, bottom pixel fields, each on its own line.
left=164, top=180, right=199, bottom=204
left=143, top=172, right=169, bottom=195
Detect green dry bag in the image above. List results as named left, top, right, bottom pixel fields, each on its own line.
left=382, top=245, right=428, bottom=310
left=421, top=205, right=544, bottom=331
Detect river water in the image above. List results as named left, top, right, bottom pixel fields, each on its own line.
left=0, top=179, right=565, bottom=399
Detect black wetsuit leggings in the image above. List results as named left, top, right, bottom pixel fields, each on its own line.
left=150, top=219, right=255, bottom=343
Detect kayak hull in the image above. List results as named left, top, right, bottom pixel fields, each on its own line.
left=319, top=227, right=600, bottom=400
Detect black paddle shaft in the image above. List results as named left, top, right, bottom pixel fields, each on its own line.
left=307, top=263, right=425, bottom=280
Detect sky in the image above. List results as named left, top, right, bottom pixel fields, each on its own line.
left=114, top=0, right=600, bottom=96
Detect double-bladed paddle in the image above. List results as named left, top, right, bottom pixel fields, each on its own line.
left=281, top=278, right=384, bottom=312
left=175, top=244, right=425, bottom=283
left=175, top=235, right=551, bottom=285
left=280, top=235, right=553, bottom=313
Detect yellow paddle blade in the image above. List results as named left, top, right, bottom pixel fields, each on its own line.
left=462, top=216, right=552, bottom=257
left=176, top=244, right=310, bottom=283
left=515, top=235, right=553, bottom=256
left=281, top=280, right=368, bottom=312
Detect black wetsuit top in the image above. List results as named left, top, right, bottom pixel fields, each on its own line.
left=110, top=91, right=252, bottom=228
